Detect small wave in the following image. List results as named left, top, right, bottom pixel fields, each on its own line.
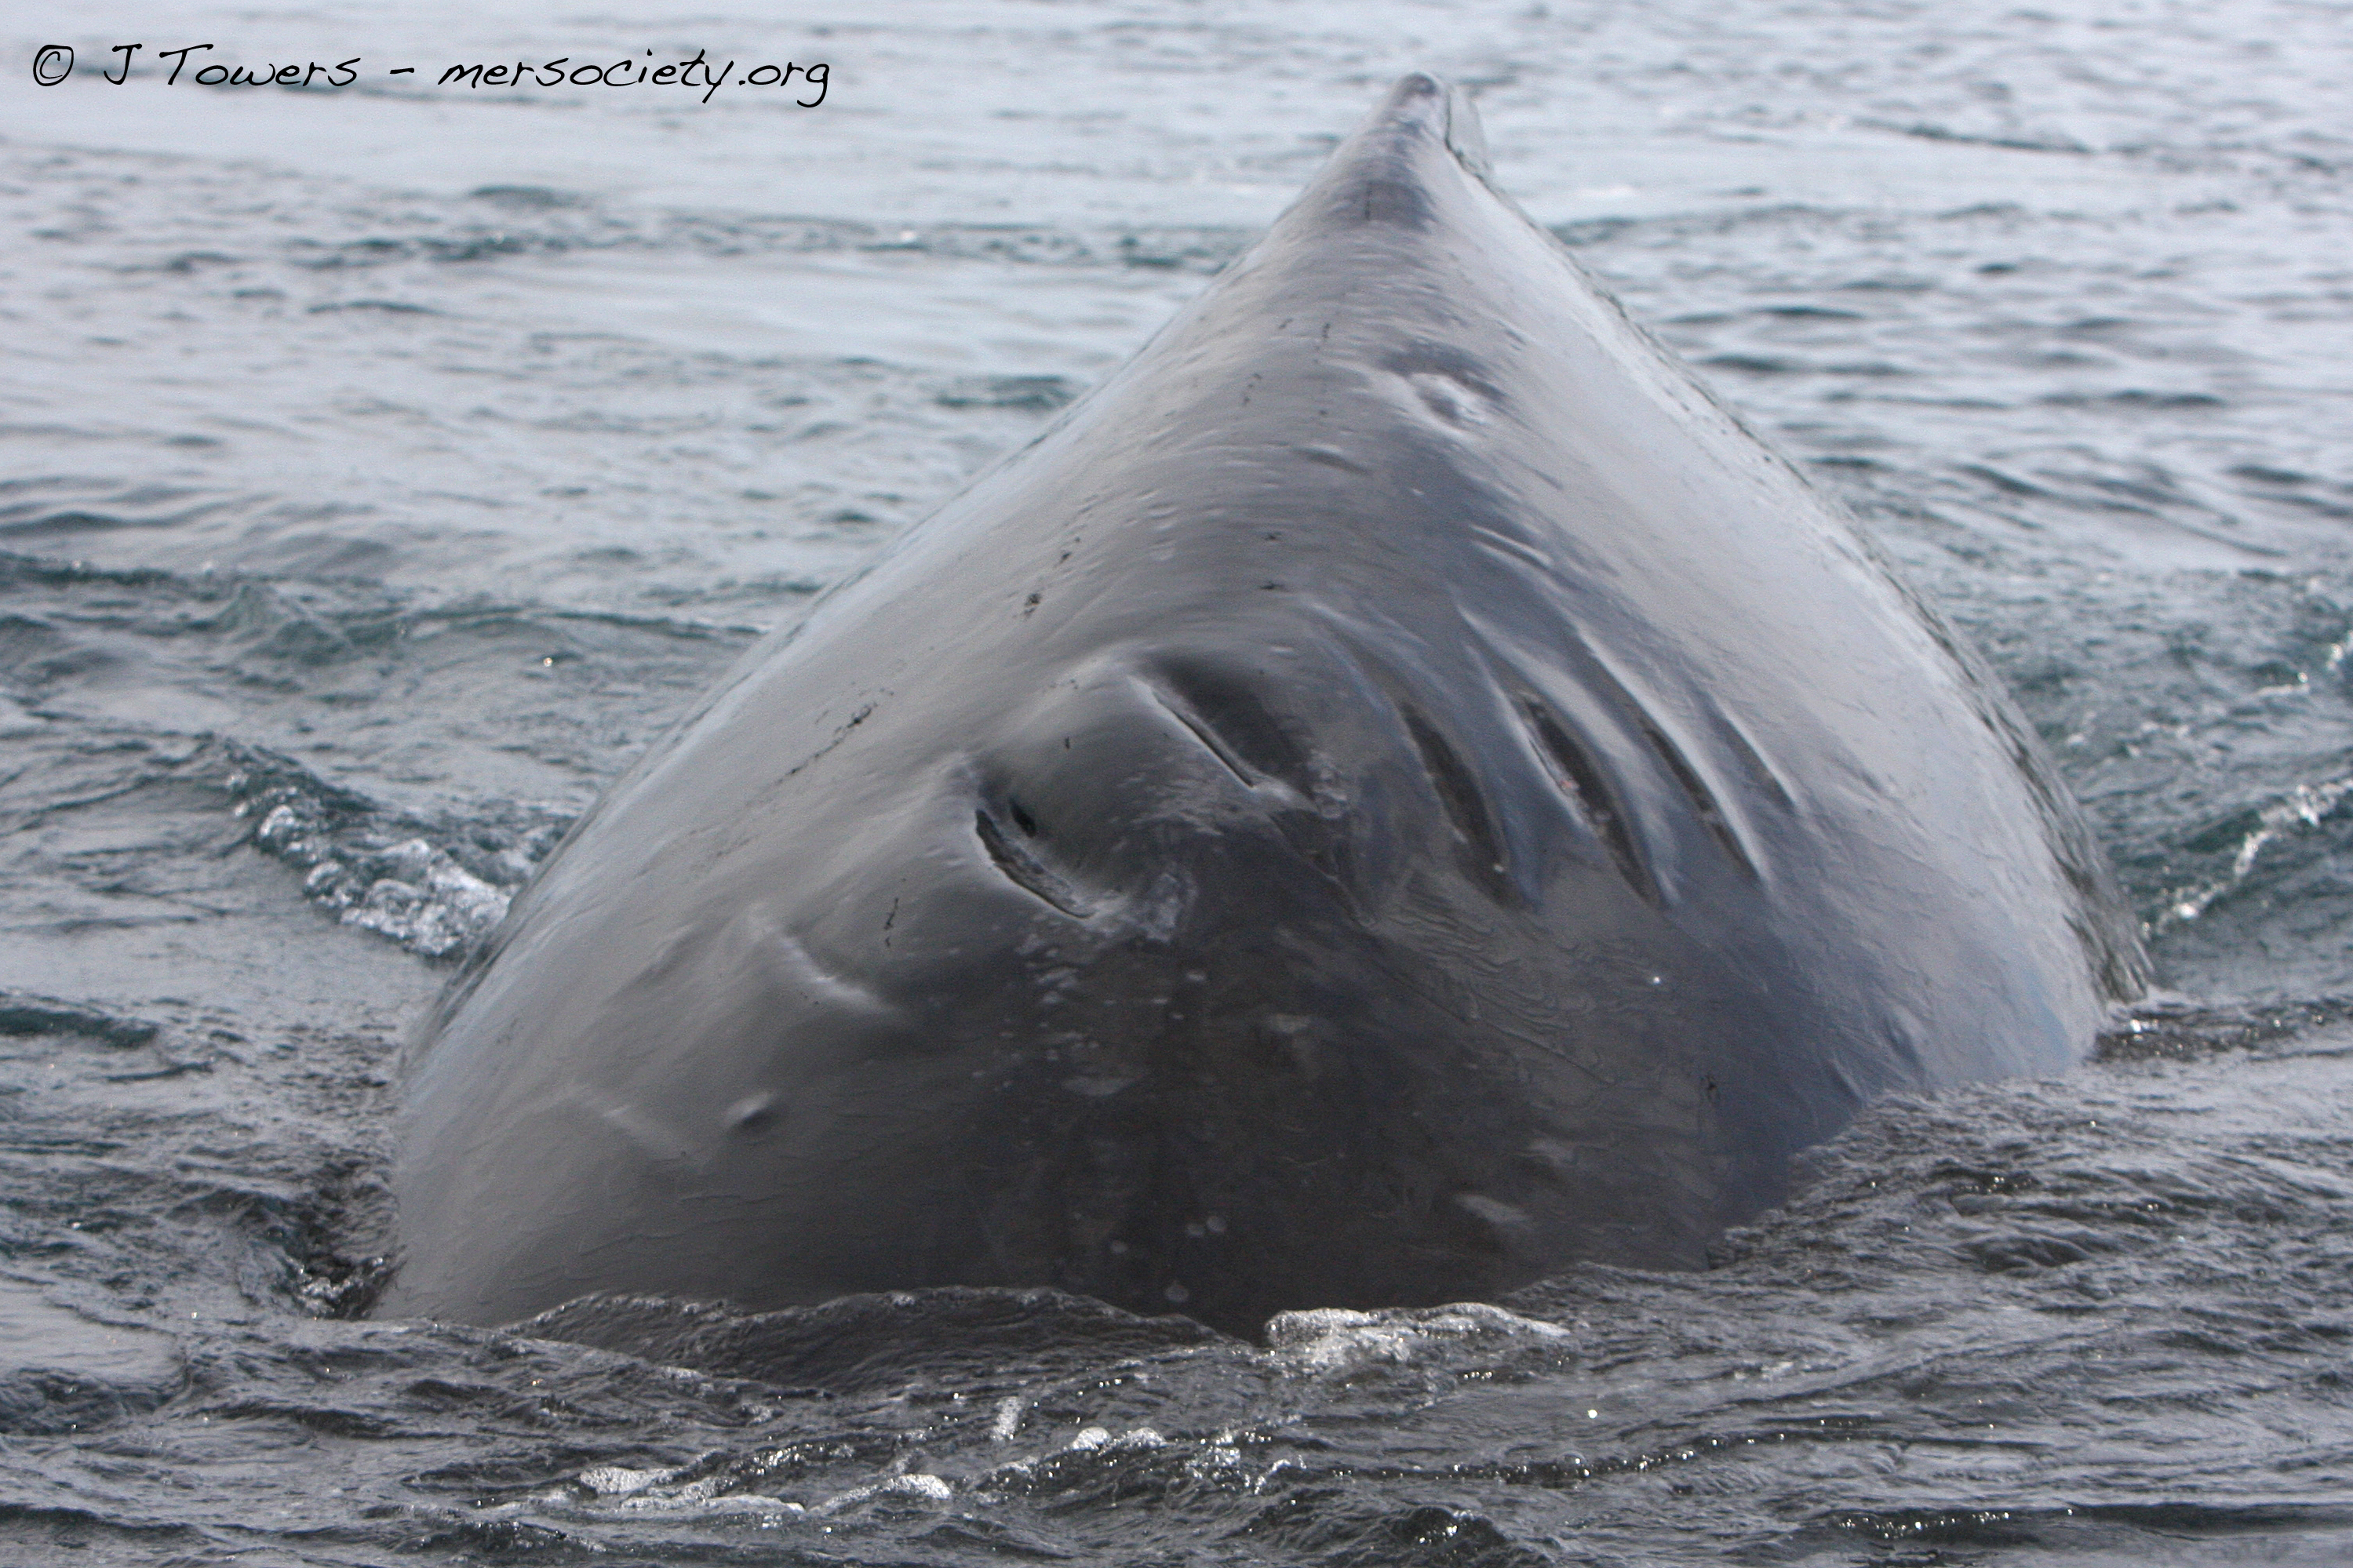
left=1700, top=351, right=1806, bottom=376
left=1549, top=202, right=1859, bottom=252
left=1868, top=118, right=2093, bottom=155
left=2039, top=388, right=2227, bottom=411
left=278, top=208, right=1251, bottom=275
left=1263, top=1301, right=1572, bottom=1376
left=935, top=374, right=1080, bottom=411
left=1811, top=1502, right=2353, bottom=1556
left=304, top=299, right=439, bottom=315
left=568, top=1453, right=842, bottom=1518
left=550, top=1442, right=966, bottom=1523
left=0, top=1280, right=185, bottom=1435
left=511, top=1286, right=1222, bottom=1395
left=2158, top=773, right=2353, bottom=930
left=468, top=184, right=585, bottom=212
left=0, top=993, right=160, bottom=1050
left=0, top=487, right=231, bottom=538
left=2098, top=998, right=2353, bottom=1062
left=222, top=742, right=570, bottom=959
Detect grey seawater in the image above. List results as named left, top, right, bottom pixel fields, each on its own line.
left=3, top=0, right=2352, bottom=1562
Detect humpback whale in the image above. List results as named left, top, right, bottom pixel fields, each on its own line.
left=384, top=75, right=2146, bottom=1336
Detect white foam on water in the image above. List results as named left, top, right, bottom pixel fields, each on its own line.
left=1264, top=1301, right=1572, bottom=1376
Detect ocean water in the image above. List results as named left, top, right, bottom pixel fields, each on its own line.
left=4, top=1, right=2353, bottom=1563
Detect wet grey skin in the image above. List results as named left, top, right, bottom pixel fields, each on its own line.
left=385, top=75, right=2147, bottom=1337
